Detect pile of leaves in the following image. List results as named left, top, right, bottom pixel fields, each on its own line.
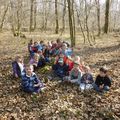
left=0, top=33, right=120, bottom=120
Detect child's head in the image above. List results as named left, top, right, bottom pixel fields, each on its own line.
left=51, top=41, right=54, bottom=44
left=34, top=41, right=39, bottom=46
left=40, top=40, right=44, bottom=45
left=16, top=56, right=23, bottom=63
left=62, top=43, right=67, bottom=50
left=84, top=66, right=90, bottom=73
left=74, top=62, right=80, bottom=69
left=37, top=49, right=43, bottom=55
left=48, top=41, right=52, bottom=47
left=59, top=53, right=64, bottom=58
left=34, top=53, right=39, bottom=61
left=58, top=58, right=64, bottom=66
left=25, top=64, right=33, bottom=76
left=30, top=39, right=34, bottom=44
left=99, top=67, right=107, bottom=77
left=74, top=56, right=80, bottom=62
left=56, top=38, right=61, bottom=43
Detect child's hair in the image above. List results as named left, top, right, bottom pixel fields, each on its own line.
left=30, top=39, right=33, bottom=43
left=56, top=38, right=61, bottom=43
left=74, top=56, right=80, bottom=62
left=25, top=64, right=33, bottom=71
left=15, top=55, right=23, bottom=61
left=34, top=53, right=39, bottom=58
left=34, top=41, right=38, bottom=44
left=99, top=67, right=108, bottom=73
left=40, top=40, right=44, bottom=44
left=84, top=66, right=90, bottom=70
left=25, top=64, right=31, bottom=68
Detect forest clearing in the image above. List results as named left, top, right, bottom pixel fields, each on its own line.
left=0, top=31, right=120, bottom=120
left=0, top=0, right=120, bottom=119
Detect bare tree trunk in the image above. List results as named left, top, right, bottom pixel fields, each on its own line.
left=10, top=1, right=15, bottom=35
left=17, top=10, right=20, bottom=35
left=30, top=0, right=34, bottom=32
left=75, top=6, right=86, bottom=44
left=104, top=0, right=110, bottom=33
left=55, top=0, right=59, bottom=34
left=0, top=4, right=9, bottom=31
left=17, top=0, right=22, bottom=36
left=33, top=0, right=37, bottom=30
left=84, top=0, right=92, bottom=45
left=95, top=0, right=101, bottom=36
left=67, top=0, right=75, bottom=47
left=72, top=0, right=76, bottom=45
left=62, top=0, right=66, bottom=32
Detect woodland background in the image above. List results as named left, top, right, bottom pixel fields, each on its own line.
left=0, top=0, right=120, bottom=120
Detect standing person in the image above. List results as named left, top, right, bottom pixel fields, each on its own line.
left=94, top=67, right=111, bottom=93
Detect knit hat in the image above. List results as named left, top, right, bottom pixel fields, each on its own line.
left=58, top=58, right=64, bottom=63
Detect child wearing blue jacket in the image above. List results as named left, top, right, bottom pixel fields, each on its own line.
left=21, top=64, right=44, bottom=93
left=52, top=58, right=69, bottom=79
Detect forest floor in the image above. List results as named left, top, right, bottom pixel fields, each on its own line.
left=0, top=31, right=120, bottom=120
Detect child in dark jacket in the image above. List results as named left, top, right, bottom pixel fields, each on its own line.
left=21, top=64, right=44, bottom=93
left=43, top=45, right=51, bottom=63
left=37, top=50, right=46, bottom=67
left=94, top=67, right=111, bottom=92
left=12, top=56, right=25, bottom=78
left=52, top=58, right=69, bottom=79
left=28, top=39, right=34, bottom=57
left=80, top=66, right=94, bottom=91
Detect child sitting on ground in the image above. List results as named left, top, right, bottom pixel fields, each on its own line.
left=32, top=41, right=41, bottom=53
left=74, top=56, right=85, bottom=74
left=29, top=53, right=39, bottom=70
left=28, top=39, right=34, bottom=57
left=43, top=45, right=51, bottom=63
left=79, top=66, right=94, bottom=91
left=12, top=56, right=25, bottom=78
left=94, top=67, right=111, bottom=93
left=54, top=53, right=67, bottom=64
left=52, top=58, right=69, bottom=79
left=21, top=64, right=44, bottom=93
left=63, top=59, right=82, bottom=85
left=37, top=50, right=46, bottom=67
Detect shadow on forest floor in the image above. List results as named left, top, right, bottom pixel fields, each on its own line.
left=76, top=43, right=120, bottom=57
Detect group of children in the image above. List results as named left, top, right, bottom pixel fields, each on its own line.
left=12, top=38, right=112, bottom=94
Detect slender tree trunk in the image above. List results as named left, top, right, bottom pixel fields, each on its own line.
left=84, top=0, right=92, bottom=45
left=72, top=0, right=76, bottom=45
left=55, top=0, right=59, bottom=34
left=33, top=0, right=37, bottom=30
left=30, top=0, right=34, bottom=32
left=67, top=0, right=75, bottom=47
left=0, top=4, right=9, bottom=31
left=75, top=6, right=86, bottom=44
left=104, top=0, right=110, bottom=33
left=17, top=10, right=20, bottom=35
left=95, top=0, right=101, bottom=36
left=62, top=0, right=66, bottom=32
